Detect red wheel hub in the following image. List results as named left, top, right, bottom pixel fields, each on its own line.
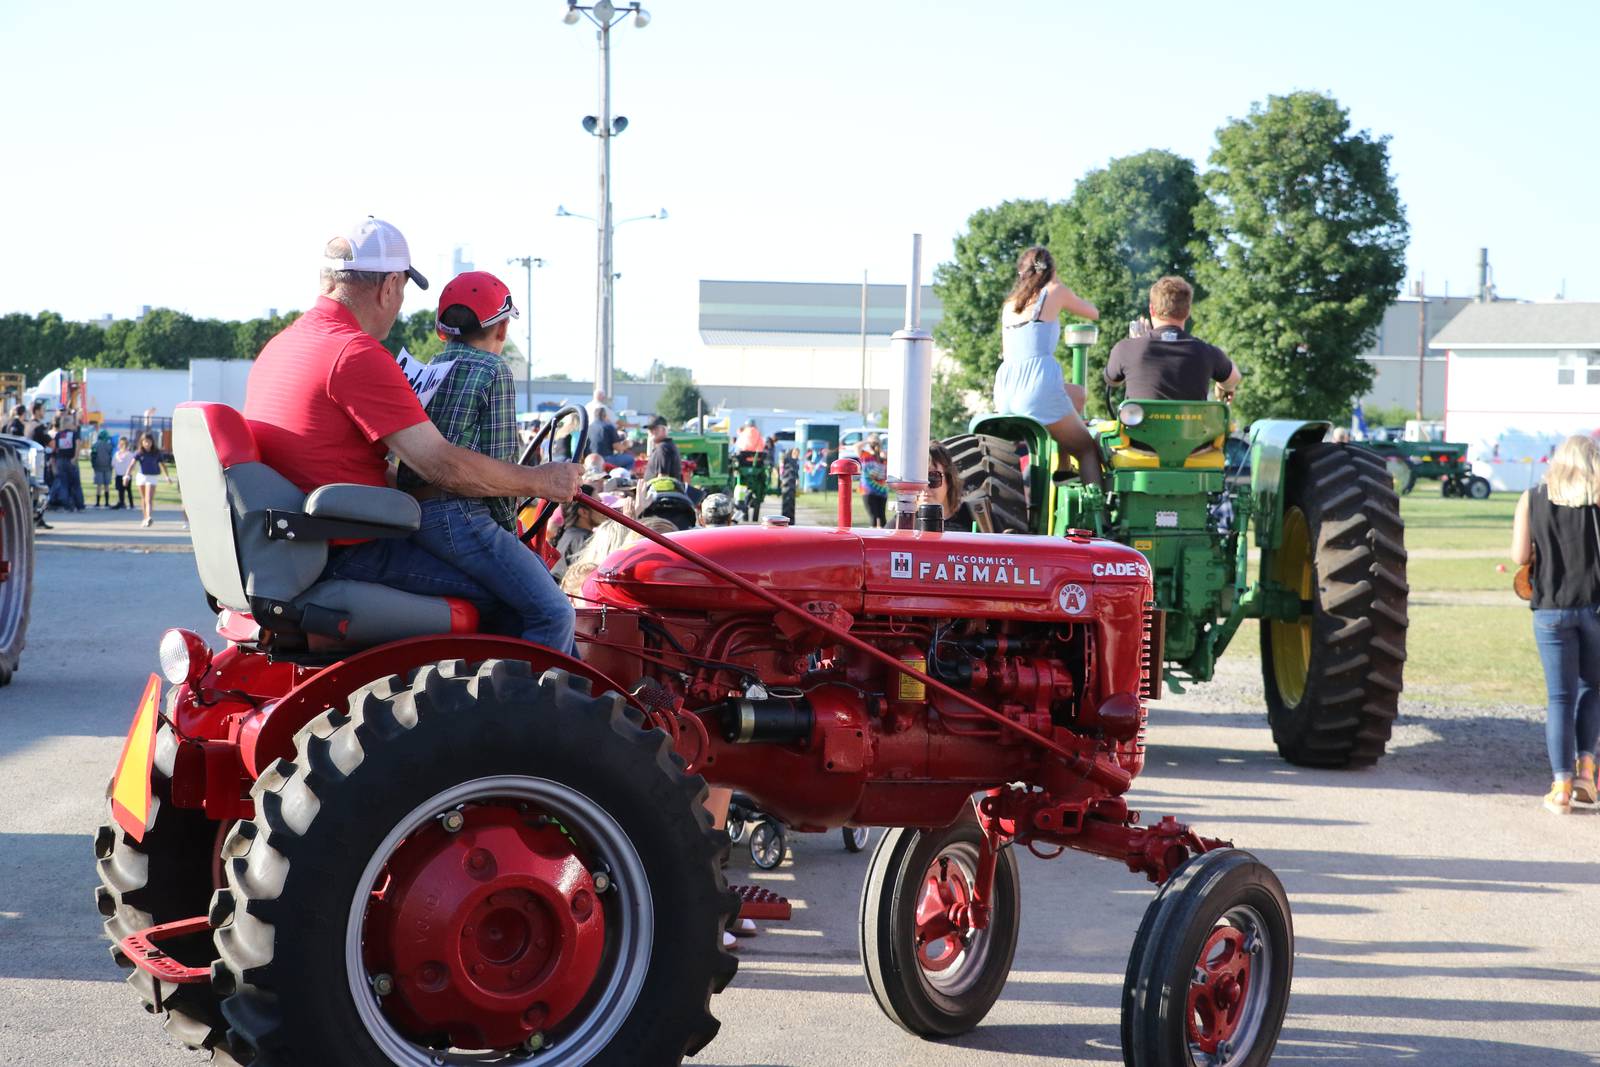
left=913, top=856, right=973, bottom=974
left=363, top=805, right=606, bottom=1050
left=1186, top=926, right=1252, bottom=1055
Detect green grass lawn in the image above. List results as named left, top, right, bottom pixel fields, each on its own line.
left=1398, top=488, right=1517, bottom=553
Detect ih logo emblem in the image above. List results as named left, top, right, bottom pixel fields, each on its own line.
left=1059, top=583, right=1090, bottom=615
left=890, top=551, right=913, bottom=579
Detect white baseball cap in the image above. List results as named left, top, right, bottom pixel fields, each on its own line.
left=323, top=217, right=429, bottom=289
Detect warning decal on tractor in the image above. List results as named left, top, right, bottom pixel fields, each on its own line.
left=110, top=674, right=162, bottom=843
left=1058, top=584, right=1090, bottom=615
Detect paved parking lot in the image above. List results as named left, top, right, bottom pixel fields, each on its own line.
left=2, top=540, right=1598, bottom=1066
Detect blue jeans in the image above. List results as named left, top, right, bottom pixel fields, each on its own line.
left=1531, top=606, right=1600, bottom=778
left=412, top=498, right=576, bottom=655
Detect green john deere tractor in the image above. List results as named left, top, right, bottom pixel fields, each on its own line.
left=946, top=324, right=1407, bottom=768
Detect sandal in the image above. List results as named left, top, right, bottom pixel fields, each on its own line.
left=1573, top=756, right=1598, bottom=805
left=1544, top=779, right=1573, bottom=815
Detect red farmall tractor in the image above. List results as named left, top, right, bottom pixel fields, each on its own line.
left=98, top=305, right=1293, bottom=1064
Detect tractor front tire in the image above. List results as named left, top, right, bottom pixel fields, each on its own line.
left=0, top=448, right=32, bottom=685
left=1261, top=443, right=1407, bottom=767
left=1466, top=475, right=1492, bottom=500
left=1121, top=849, right=1292, bottom=1067
left=94, top=721, right=235, bottom=1062
left=943, top=434, right=1029, bottom=534
left=213, top=660, right=738, bottom=1067
left=860, top=811, right=1020, bottom=1038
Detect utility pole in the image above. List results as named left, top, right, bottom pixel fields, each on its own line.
left=507, top=256, right=545, bottom=412
left=595, top=22, right=615, bottom=400
left=858, top=270, right=869, bottom=424
left=1414, top=276, right=1426, bottom=423
left=563, top=1, right=652, bottom=401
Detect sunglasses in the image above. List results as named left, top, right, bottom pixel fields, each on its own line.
left=926, top=470, right=945, bottom=490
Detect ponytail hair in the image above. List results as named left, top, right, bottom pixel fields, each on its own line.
left=1008, top=245, right=1055, bottom=314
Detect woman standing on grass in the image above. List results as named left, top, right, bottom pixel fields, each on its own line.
left=858, top=436, right=889, bottom=528
left=132, top=432, right=171, bottom=528
left=1511, top=434, right=1600, bottom=814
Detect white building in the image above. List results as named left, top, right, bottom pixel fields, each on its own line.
left=1429, top=301, right=1600, bottom=491
left=695, top=280, right=946, bottom=402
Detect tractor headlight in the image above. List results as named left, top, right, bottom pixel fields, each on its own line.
left=159, top=629, right=212, bottom=687
left=1120, top=402, right=1146, bottom=428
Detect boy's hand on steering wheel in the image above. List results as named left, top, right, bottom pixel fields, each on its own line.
left=528, top=462, right=583, bottom=503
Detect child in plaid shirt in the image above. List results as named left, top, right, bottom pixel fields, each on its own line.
left=397, top=271, right=576, bottom=654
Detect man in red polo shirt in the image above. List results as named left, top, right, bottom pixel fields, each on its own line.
left=245, top=217, right=581, bottom=611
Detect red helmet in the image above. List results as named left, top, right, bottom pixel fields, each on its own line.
left=436, top=271, right=519, bottom=341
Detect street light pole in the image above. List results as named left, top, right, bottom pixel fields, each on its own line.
left=596, top=21, right=614, bottom=401
left=507, top=255, right=545, bottom=412
left=564, top=0, right=651, bottom=402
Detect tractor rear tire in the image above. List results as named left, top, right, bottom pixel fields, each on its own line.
left=212, top=660, right=738, bottom=1067
left=1121, top=849, right=1292, bottom=1067
left=0, top=448, right=32, bottom=685
left=860, top=811, right=1020, bottom=1038
left=943, top=434, right=1029, bottom=534
left=94, top=720, right=236, bottom=1063
left=1261, top=444, right=1407, bottom=768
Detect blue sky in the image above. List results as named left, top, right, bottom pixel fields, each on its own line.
left=2, top=0, right=1594, bottom=379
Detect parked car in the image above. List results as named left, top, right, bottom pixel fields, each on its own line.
left=0, top=433, right=49, bottom=523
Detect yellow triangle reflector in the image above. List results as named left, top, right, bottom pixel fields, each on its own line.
left=111, top=675, right=163, bottom=843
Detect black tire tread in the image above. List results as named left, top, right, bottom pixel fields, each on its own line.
left=93, top=718, right=237, bottom=1062
left=0, top=448, right=32, bottom=683
left=214, top=659, right=737, bottom=1067
left=1262, top=444, right=1408, bottom=767
left=943, top=433, right=1030, bottom=534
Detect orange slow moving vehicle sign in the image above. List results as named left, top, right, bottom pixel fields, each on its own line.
left=110, top=675, right=162, bottom=843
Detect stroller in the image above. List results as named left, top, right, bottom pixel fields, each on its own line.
left=727, top=792, right=872, bottom=868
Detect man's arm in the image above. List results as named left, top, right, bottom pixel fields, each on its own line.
left=1213, top=350, right=1242, bottom=401
left=384, top=421, right=582, bottom=502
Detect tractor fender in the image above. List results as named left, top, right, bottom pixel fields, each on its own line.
left=238, top=635, right=640, bottom=777
left=1247, top=419, right=1331, bottom=551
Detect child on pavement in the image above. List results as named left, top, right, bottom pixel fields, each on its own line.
left=397, top=272, right=578, bottom=655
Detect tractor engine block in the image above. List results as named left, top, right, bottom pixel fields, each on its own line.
left=578, top=524, right=1156, bottom=833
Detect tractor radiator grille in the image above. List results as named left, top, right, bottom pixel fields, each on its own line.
left=1140, top=606, right=1165, bottom=702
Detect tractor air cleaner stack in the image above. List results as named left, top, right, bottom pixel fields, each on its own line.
left=886, top=234, right=933, bottom=529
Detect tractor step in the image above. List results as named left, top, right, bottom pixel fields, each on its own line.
left=117, top=915, right=212, bottom=985
left=730, top=883, right=792, bottom=921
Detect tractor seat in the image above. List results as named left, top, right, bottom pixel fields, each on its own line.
left=174, top=402, right=479, bottom=650
left=1107, top=440, right=1226, bottom=470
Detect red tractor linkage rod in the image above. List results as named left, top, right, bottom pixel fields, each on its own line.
left=572, top=465, right=1224, bottom=891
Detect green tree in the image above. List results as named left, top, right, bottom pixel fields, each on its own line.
left=381, top=308, right=445, bottom=361
left=122, top=309, right=234, bottom=369
left=233, top=311, right=301, bottom=361
left=1051, top=149, right=1204, bottom=417
left=932, top=199, right=1057, bottom=393
left=657, top=371, right=703, bottom=423
left=834, top=394, right=859, bottom=413
left=930, top=371, right=971, bottom=440
left=1194, top=91, right=1408, bottom=422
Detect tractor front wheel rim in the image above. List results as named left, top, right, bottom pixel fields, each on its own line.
left=346, top=776, right=652, bottom=1065
left=912, top=842, right=995, bottom=996
left=1186, top=904, right=1273, bottom=1067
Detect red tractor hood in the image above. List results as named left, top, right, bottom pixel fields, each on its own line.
left=588, top=526, right=1152, bottom=623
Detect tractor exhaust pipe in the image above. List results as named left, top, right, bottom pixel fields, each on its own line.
left=886, top=234, right=933, bottom=530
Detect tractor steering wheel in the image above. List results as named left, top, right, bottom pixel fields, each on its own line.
left=517, top=403, right=589, bottom=545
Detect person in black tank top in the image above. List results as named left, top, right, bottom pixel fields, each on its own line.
left=1511, top=434, right=1600, bottom=813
